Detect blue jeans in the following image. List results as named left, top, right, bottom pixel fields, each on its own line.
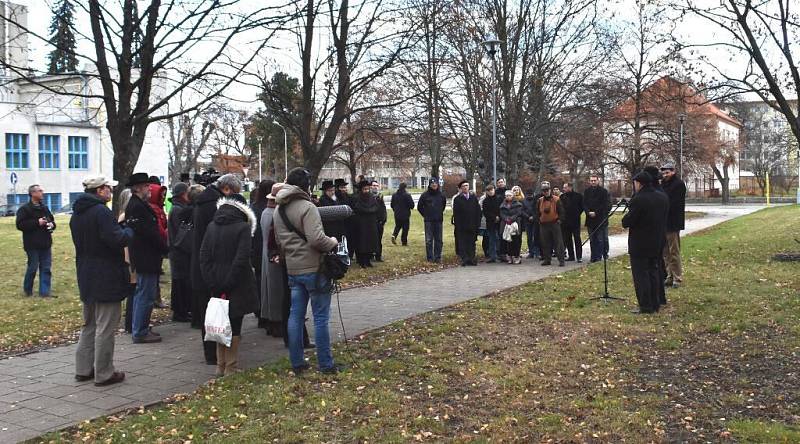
left=287, top=272, right=334, bottom=370
left=485, top=226, right=498, bottom=260
left=526, top=223, right=540, bottom=258
left=588, top=224, right=609, bottom=261
left=24, top=248, right=52, bottom=296
left=132, top=273, right=158, bottom=338
left=424, top=220, right=443, bottom=261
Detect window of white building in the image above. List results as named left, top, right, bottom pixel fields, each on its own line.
left=39, top=135, right=60, bottom=169
left=68, top=136, right=89, bottom=169
left=6, top=133, right=29, bottom=169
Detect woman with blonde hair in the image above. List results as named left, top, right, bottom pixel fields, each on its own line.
left=512, top=185, right=525, bottom=202
left=117, top=189, right=137, bottom=332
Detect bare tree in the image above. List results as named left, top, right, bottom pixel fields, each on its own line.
left=260, top=0, right=413, bottom=185
left=0, top=1, right=285, bottom=210
left=678, top=0, right=800, bottom=150
left=166, top=100, right=215, bottom=185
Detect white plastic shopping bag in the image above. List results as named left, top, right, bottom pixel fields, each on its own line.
left=204, top=297, right=232, bottom=347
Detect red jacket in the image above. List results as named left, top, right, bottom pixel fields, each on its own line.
left=149, top=183, right=168, bottom=242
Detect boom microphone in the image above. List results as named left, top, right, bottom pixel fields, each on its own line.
left=318, top=205, right=353, bottom=222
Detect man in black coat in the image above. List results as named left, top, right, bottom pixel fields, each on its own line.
left=583, top=175, right=612, bottom=262
left=71, top=176, right=133, bottom=386
left=167, top=182, right=192, bottom=322
left=16, top=184, right=56, bottom=297
left=125, top=173, right=169, bottom=344
left=319, top=180, right=347, bottom=240
left=559, top=182, right=583, bottom=262
left=191, top=173, right=242, bottom=364
left=522, top=188, right=542, bottom=259
left=481, top=184, right=501, bottom=262
left=660, top=162, right=686, bottom=288
left=622, top=171, right=669, bottom=314
left=351, top=180, right=382, bottom=268
left=644, top=165, right=669, bottom=306
left=417, top=178, right=446, bottom=262
left=452, top=180, right=482, bottom=266
left=371, top=180, right=387, bottom=262
left=390, top=182, right=415, bottom=246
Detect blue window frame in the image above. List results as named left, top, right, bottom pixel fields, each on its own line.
left=68, top=136, right=88, bottom=169
left=6, top=133, right=29, bottom=169
left=43, top=193, right=62, bottom=211
left=39, top=135, right=60, bottom=169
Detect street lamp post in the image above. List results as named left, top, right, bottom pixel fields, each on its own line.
left=257, top=138, right=262, bottom=182
left=678, top=112, right=687, bottom=178
left=273, top=121, right=288, bottom=179
left=482, top=36, right=502, bottom=185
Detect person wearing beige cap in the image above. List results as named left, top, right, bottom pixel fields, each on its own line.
left=70, top=175, right=133, bottom=386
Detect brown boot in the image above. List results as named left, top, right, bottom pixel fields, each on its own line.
left=224, top=336, right=241, bottom=376
left=215, top=343, right=227, bottom=377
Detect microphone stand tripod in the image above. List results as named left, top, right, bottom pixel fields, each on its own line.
left=582, top=199, right=629, bottom=302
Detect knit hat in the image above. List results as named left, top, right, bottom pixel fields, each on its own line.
left=172, top=182, right=189, bottom=196
left=633, top=171, right=653, bottom=184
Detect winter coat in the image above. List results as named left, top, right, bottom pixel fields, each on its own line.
left=148, top=183, right=168, bottom=243
left=16, top=201, right=55, bottom=250
left=274, top=185, right=338, bottom=275
left=482, top=193, right=502, bottom=229
left=125, top=194, right=168, bottom=274
left=167, top=199, right=192, bottom=280
left=200, top=197, right=259, bottom=319
left=559, top=191, right=583, bottom=229
left=452, top=192, right=482, bottom=234
left=522, top=195, right=539, bottom=229
left=350, top=193, right=382, bottom=255
left=191, top=185, right=224, bottom=296
left=622, top=186, right=668, bottom=257
left=260, top=205, right=288, bottom=323
left=583, top=185, right=611, bottom=228
left=536, top=195, right=565, bottom=225
left=417, top=187, right=447, bottom=222
left=318, top=194, right=347, bottom=239
left=70, top=193, right=134, bottom=304
left=499, top=200, right=524, bottom=227
left=251, top=200, right=268, bottom=271
left=391, top=190, right=415, bottom=220
left=376, top=194, right=388, bottom=226
left=661, top=176, right=686, bottom=231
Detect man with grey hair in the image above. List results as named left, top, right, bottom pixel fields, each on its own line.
left=191, top=173, right=242, bottom=364
left=71, top=175, right=133, bottom=386
left=16, top=183, right=56, bottom=297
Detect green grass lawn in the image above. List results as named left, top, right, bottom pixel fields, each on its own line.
left=45, top=206, right=800, bottom=443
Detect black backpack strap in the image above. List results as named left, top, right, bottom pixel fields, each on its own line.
left=278, top=204, right=308, bottom=243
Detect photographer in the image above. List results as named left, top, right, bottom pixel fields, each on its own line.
left=16, top=184, right=56, bottom=298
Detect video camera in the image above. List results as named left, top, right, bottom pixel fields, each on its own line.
left=193, top=168, right=221, bottom=187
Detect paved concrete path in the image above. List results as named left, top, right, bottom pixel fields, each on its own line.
left=0, top=204, right=768, bottom=442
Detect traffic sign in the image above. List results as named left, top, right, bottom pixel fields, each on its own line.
left=10, top=172, right=17, bottom=185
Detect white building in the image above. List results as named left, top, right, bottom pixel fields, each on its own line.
left=0, top=2, right=168, bottom=211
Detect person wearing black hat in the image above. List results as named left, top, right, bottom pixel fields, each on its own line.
left=370, top=180, right=387, bottom=262
left=351, top=180, right=382, bottom=267
left=417, top=177, right=446, bottom=262
left=622, top=171, right=668, bottom=314
left=318, top=180, right=347, bottom=241
left=452, top=180, right=482, bottom=266
left=124, top=173, right=169, bottom=343
left=390, top=182, right=415, bottom=246
left=643, top=165, right=669, bottom=307
left=660, top=162, right=685, bottom=289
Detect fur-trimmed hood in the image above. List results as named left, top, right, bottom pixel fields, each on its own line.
left=214, top=196, right=257, bottom=235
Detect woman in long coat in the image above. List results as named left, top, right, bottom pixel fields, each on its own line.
left=350, top=180, right=381, bottom=268
left=199, top=194, right=259, bottom=376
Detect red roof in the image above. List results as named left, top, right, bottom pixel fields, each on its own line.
left=609, top=76, right=742, bottom=128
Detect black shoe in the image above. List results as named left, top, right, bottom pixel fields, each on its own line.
left=320, top=364, right=345, bottom=375
left=558, top=262, right=565, bottom=267
left=374, top=257, right=384, bottom=262
left=206, top=358, right=217, bottom=365
left=94, top=371, right=125, bottom=387
left=566, top=257, right=575, bottom=262
left=541, top=261, right=551, bottom=266
left=292, top=364, right=311, bottom=375
left=391, top=236, right=397, bottom=245
left=486, top=259, right=497, bottom=263
left=576, top=258, right=583, bottom=263
left=303, top=342, right=316, bottom=350
left=75, top=371, right=94, bottom=382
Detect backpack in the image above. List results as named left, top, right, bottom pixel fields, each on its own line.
left=171, top=208, right=194, bottom=254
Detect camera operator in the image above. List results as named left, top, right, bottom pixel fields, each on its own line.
left=622, top=171, right=668, bottom=314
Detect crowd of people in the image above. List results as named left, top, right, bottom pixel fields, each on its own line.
left=15, top=162, right=685, bottom=386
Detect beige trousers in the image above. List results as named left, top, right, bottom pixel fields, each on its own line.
left=663, top=231, right=683, bottom=283
left=75, top=301, right=121, bottom=383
